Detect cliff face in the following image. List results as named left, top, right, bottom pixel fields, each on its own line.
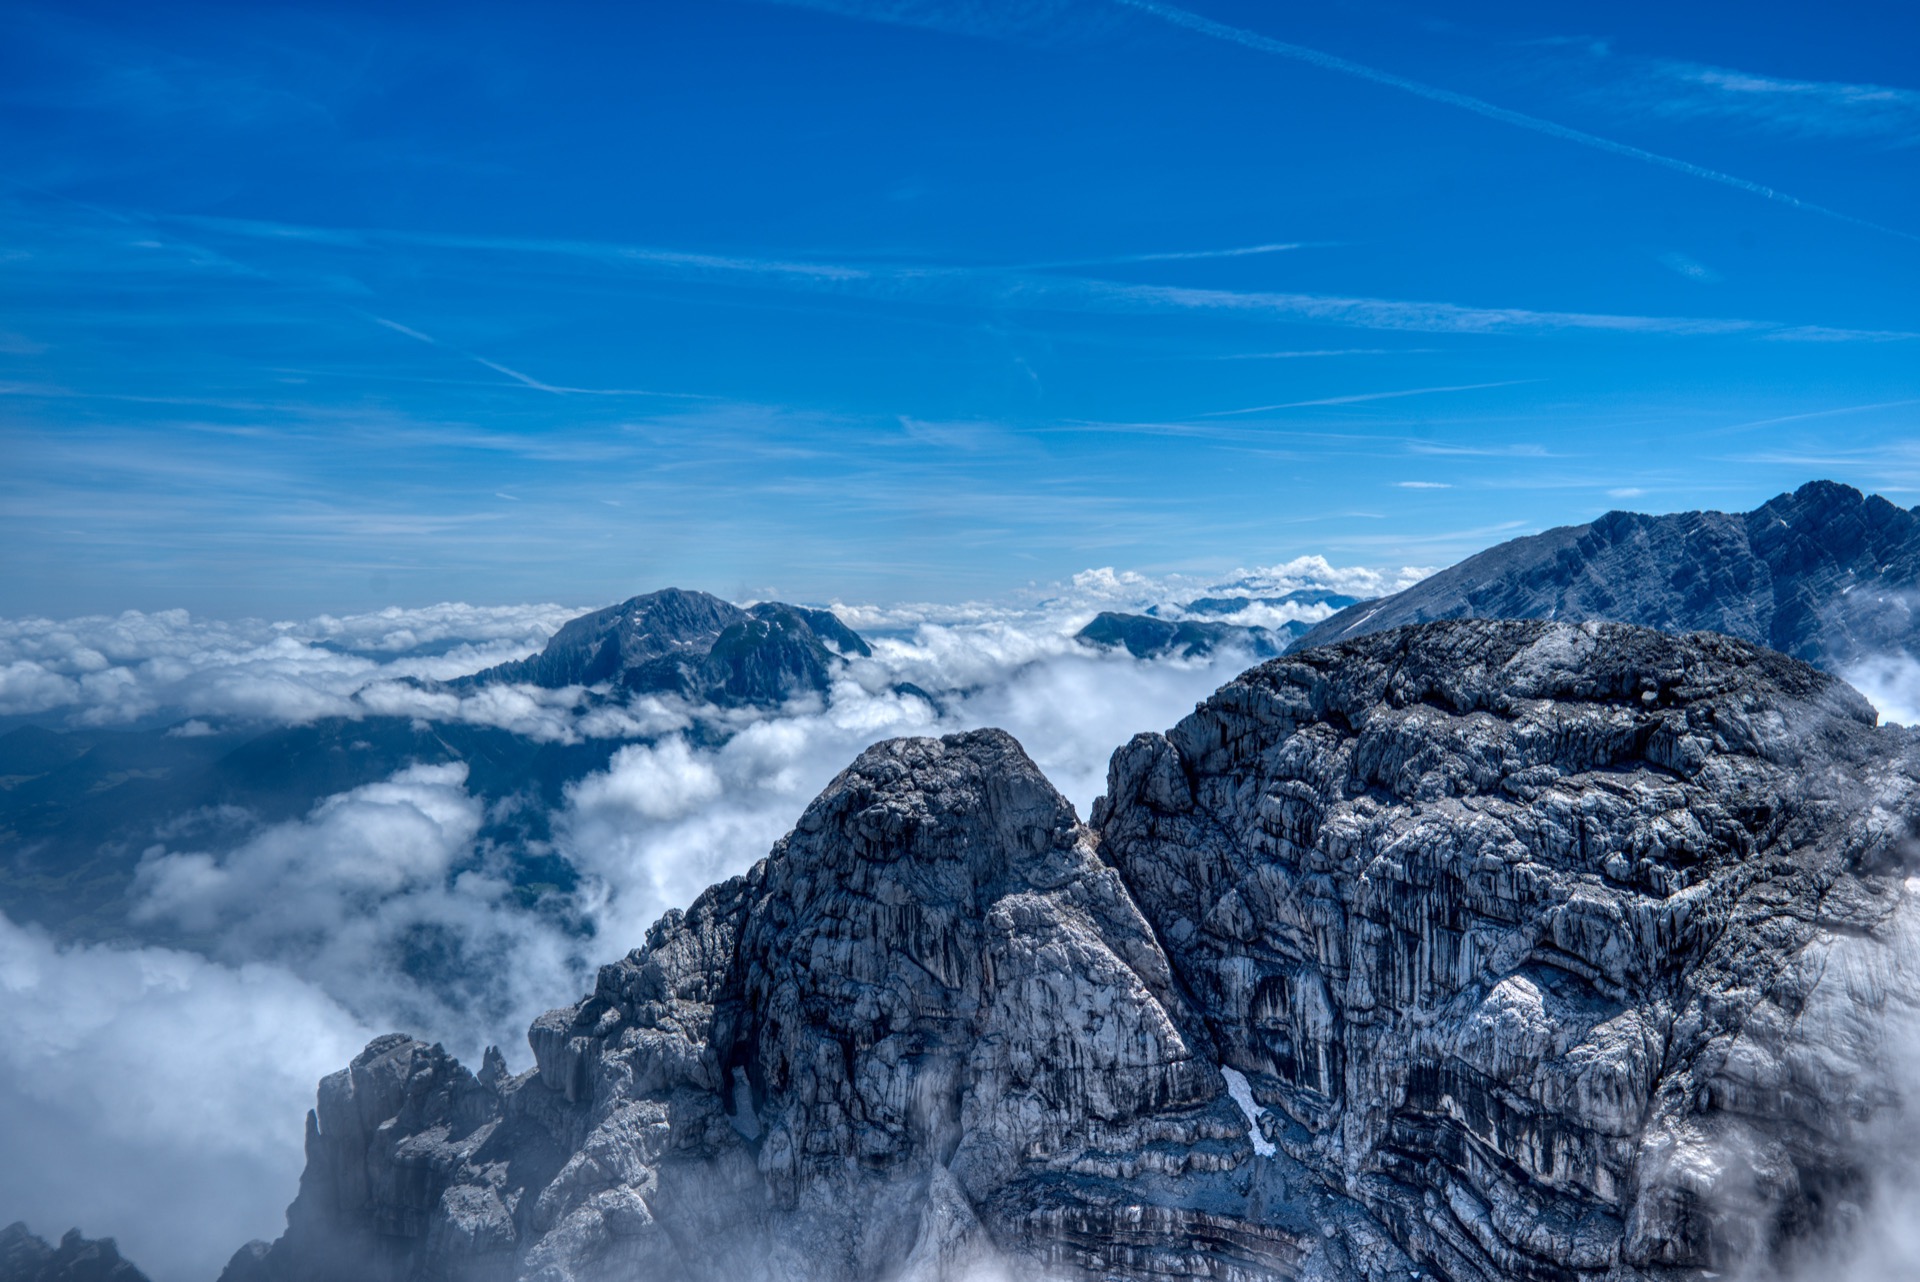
left=231, top=621, right=1920, bottom=1282
left=1096, top=620, right=1918, bottom=1279
left=1292, top=482, right=1920, bottom=670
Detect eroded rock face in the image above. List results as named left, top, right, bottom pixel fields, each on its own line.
left=232, top=731, right=1308, bottom=1282
left=235, top=622, right=1920, bottom=1282
left=1096, top=621, right=1920, bottom=1280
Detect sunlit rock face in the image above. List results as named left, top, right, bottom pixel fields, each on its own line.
left=229, top=621, right=1920, bottom=1282
left=1097, top=620, right=1920, bottom=1281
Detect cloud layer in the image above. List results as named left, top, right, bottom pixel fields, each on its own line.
left=0, top=564, right=1397, bottom=1278
left=12, top=567, right=1920, bottom=1279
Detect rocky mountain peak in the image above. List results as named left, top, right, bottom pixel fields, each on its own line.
left=225, top=620, right=1920, bottom=1281
left=1292, top=481, right=1920, bottom=669
left=458, top=588, right=871, bottom=707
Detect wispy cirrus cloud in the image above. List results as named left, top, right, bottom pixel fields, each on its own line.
left=367, top=316, right=694, bottom=397
left=1608, top=59, right=1920, bottom=147
left=1658, top=251, right=1722, bottom=283
left=1200, top=379, right=1530, bottom=416
left=1715, top=399, right=1920, bottom=434
left=1014, top=242, right=1312, bottom=269
left=755, top=0, right=1115, bottom=44
left=1209, top=348, right=1422, bottom=360
left=1104, top=0, right=1917, bottom=243
left=125, top=207, right=1920, bottom=343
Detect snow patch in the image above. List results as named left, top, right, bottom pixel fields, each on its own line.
left=1221, top=1065, right=1275, bottom=1157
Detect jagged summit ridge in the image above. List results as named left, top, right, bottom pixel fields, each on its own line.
left=232, top=620, right=1920, bottom=1281
left=228, top=729, right=1275, bottom=1282
left=1293, top=480, right=1920, bottom=669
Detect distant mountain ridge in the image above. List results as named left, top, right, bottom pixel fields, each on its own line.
left=1293, top=480, right=1920, bottom=669
left=0, top=589, right=873, bottom=941
left=458, top=587, right=871, bottom=707
left=0, top=1224, right=149, bottom=1282
left=1075, top=611, right=1295, bottom=660
left=1075, top=589, right=1364, bottom=659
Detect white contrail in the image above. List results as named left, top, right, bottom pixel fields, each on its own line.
left=1111, top=0, right=1917, bottom=243
left=1201, top=379, right=1530, bottom=416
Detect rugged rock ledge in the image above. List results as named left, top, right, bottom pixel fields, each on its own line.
left=229, top=621, right=1920, bottom=1281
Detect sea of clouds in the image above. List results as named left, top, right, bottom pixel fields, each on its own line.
left=0, top=557, right=1423, bottom=1280
left=12, top=559, right=1920, bottom=1281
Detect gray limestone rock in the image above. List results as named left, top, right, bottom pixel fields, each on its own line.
left=1097, top=620, right=1920, bottom=1280
left=233, top=621, right=1920, bottom=1282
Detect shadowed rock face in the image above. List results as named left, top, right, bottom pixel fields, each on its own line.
left=229, top=621, right=1920, bottom=1282
left=1292, top=481, right=1920, bottom=670
left=0, top=1224, right=150, bottom=1282
left=460, top=588, right=871, bottom=708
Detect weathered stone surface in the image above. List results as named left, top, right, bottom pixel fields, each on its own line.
left=1098, top=620, right=1920, bottom=1280
left=1293, top=481, right=1920, bottom=670
left=0, top=1224, right=150, bottom=1282
left=235, top=622, right=1920, bottom=1282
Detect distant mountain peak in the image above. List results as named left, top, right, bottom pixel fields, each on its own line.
left=457, top=588, right=871, bottom=708
left=1292, top=480, right=1920, bottom=669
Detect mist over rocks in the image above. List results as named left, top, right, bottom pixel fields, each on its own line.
left=233, top=619, right=1920, bottom=1281
left=1293, top=481, right=1920, bottom=677
left=0, top=1223, right=151, bottom=1282
left=1075, top=586, right=1365, bottom=662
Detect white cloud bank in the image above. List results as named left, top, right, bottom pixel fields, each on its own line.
left=1843, top=654, right=1920, bottom=728
left=0, top=558, right=1418, bottom=1279
left=0, top=915, right=375, bottom=1282
left=0, top=601, right=578, bottom=727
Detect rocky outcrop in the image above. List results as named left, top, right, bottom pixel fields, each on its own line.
left=1097, top=620, right=1920, bottom=1280
left=1293, top=481, right=1920, bottom=670
left=1077, top=612, right=1297, bottom=660
left=460, top=589, right=871, bottom=707
left=229, top=730, right=1304, bottom=1282
left=235, top=621, right=1920, bottom=1281
left=0, top=1224, right=150, bottom=1282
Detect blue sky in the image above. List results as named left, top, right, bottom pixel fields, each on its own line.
left=2, top=0, right=1916, bottom=616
